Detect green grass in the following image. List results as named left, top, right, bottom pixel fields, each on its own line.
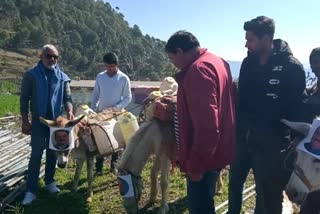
left=5, top=159, right=256, bottom=214
left=0, top=94, right=19, bottom=117
left=0, top=81, right=19, bottom=93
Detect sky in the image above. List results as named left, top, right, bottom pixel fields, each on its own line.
left=106, top=0, right=319, bottom=64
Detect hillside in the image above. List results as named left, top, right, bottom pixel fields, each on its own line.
left=0, top=49, right=38, bottom=79
left=0, top=0, right=175, bottom=81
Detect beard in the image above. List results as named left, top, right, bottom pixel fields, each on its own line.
left=50, top=63, right=57, bottom=70
left=43, top=62, right=57, bottom=70
left=247, top=49, right=259, bottom=56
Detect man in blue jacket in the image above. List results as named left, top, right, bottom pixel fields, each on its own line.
left=20, top=44, right=74, bottom=205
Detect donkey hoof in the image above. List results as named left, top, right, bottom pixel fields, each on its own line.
left=86, top=197, right=93, bottom=203
left=146, top=198, right=157, bottom=205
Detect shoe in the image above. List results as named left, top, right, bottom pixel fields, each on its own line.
left=22, top=192, right=36, bottom=205
left=45, top=182, right=60, bottom=193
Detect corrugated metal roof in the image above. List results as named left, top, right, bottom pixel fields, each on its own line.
left=0, top=116, right=45, bottom=209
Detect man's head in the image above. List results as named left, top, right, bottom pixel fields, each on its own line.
left=165, top=31, right=200, bottom=69
left=103, top=52, right=119, bottom=76
left=54, top=129, right=70, bottom=149
left=310, top=48, right=320, bottom=78
left=40, top=44, right=59, bottom=70
left=244, top=16, right=275, bottom=56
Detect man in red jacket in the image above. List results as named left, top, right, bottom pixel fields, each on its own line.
left=165, top=31, right=236, bottom=214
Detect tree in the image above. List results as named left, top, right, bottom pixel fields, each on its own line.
left=0, top=0, right=173, bottom=80
left=132, top=24, right=143, bottom=38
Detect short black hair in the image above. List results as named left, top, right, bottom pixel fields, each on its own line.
left=103, top=52, right=119, bottom=65
left=310, top=47, right=320, bottom=63
left=244, top=16, right=275, bottom=39
left=165, top=30, right=200, bottom=53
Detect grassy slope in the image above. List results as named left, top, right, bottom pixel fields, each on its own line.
left=0, top=49, right=38, bottom=118
left=0, top=95, right=19, bottom=117
left=6, top=159, right=256, bottom=214
left=0, top=49, right=38, bottom=78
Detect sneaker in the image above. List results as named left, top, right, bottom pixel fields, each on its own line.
left=22, top=192, right=36, bottom=205
left=45, top=182, right=60, bottom=193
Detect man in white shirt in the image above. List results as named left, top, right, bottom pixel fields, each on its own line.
left=91, top=52, right=132, bottom=175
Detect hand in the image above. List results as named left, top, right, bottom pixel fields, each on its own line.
left=67, top=111, right=74, bottom=120
left=187, top=172, right=203, bottom=182
left=78, top=118, right=88, bottom=128
left=21, top=121, right=32, bottom=135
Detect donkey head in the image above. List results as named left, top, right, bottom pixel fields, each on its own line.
left=40, top=115, right=85, bottom=168
left=281, top=119, right=320, bottom=204
left=117, top=170, right=143, bottom=214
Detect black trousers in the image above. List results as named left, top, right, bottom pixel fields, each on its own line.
left=228, top=129, right=292, bottom=214
left=95, top=152, right=119, bottom=172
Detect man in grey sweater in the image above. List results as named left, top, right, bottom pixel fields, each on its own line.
left=91, top=52, right=132, bottom=175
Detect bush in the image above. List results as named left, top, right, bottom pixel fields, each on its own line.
left=0, top=80, right=19, bottom=93
left=0, top=95, right=19, bottom=117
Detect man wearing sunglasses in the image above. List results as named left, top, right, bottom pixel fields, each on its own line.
left=91, top=52, right=132, bottom=175
left=20, top=44, right=74, bottom=205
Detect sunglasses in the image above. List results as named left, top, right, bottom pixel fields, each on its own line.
left=45, top=54, right=59, bottom=59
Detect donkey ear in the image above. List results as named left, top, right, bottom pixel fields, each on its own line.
left=65, top=115, right=86, bottom=127
left=281, top=119, right=311, bottom=136
left=39, top=117, right=56, bottom=127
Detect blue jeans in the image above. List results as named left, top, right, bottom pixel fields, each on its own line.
left=26, top=135, right=57, bottom=193
left=187, top=170, right=220, bottom=214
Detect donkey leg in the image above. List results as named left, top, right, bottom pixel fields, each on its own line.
left=86, top=156, right=94, bottom=203
left=158, top=156, right=171, bottom=214
left=148, top=155, right=161, bottom=204
left=72, top=158, right=84, bottom=192
left=216, top=170, right=224, bottom=195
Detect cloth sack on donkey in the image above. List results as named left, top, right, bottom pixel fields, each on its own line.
left=140, top=77, right=178, bottom=122
left=153, top=96, right=176, bottom=122
left=159, top=77, right=178, bottom=96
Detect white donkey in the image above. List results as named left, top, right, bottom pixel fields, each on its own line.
left=281, top=118, right=320, bottom=213
left=117, top=118, right=176, bottom=214
left=40, top=108, right=125, bottom=202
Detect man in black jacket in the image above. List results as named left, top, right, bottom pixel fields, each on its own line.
left=228, top=16, right=305, bottom=214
